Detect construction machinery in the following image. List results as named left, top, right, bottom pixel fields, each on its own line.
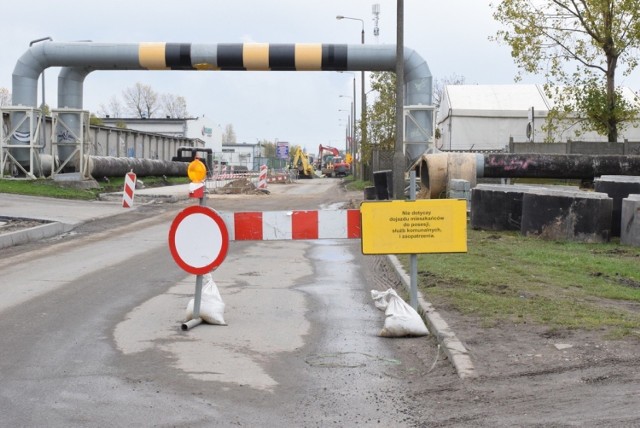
left=316, top=145, right=351, bottom=177
left=290, top=146, right=315, bottom=178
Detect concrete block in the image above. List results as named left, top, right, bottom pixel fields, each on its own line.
left=620, top=194, right=640, bottom=247
left=521, top=189, right=612, bottom=243
left=449, top=179, right=470, bottom=191
left=594, top=175, right=640, bottom=237
left=470, top=184, right=543, bottom=231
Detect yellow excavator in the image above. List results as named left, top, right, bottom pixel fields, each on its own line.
left=290, top=146, right=315, bottom=178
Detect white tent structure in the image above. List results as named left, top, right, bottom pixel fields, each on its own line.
left=436, top=84, right=640, bottom=151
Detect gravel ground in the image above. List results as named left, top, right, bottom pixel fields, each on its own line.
left=0, top=217, right=50, bottom=233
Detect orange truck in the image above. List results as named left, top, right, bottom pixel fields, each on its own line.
left=317, top=145, right=351, bottom=177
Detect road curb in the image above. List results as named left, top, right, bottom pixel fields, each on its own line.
left=386, top=254, right=478, bottom=379
left=98, top=192, right=187, bottom=203
left=0, top=222, right=74, bottom=250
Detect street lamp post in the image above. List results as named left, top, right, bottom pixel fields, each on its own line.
left=338, top=108, right=350, bottom=150
left=393, top=1, right=405, bottom=200
left=337, top=15, right=366, bottom=180
left=339, top=93, right=356, bottom=176
left=30, top=37, right=52, bottom=160
left=338, top=109, right=350, bottom=152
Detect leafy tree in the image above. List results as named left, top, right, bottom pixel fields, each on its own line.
left=257, top=139, right=276, bottom=157
left=492, top=0, right=640, bottom=142
left=161, top=94, right=189, bottom=118
left=122, top=82, right=159, bottom=118
left=222, top=123, right=237, bottom=144
left=366, top=72, right=396, bottom=159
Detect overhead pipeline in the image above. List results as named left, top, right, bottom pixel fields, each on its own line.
left=10, top=41, right=433, bottom=172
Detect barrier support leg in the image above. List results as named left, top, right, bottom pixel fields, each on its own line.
left=182, top=271, right=204, bottom=331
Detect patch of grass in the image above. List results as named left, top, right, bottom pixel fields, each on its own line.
left=0, top=176, right=189, bottom=200
left=0, top=178, right=97, bottom=200
left=343, top=177, right=370, bottom=191
left=399, top=229, right=640, bottom=337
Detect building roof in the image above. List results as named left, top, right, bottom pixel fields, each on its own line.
left=443, top=84, right=551, bottom=111
left=439, top=84, right=639, bottom=122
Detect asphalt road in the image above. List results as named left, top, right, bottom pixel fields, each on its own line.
left=3, top=178, right=638, bottom=427
left=0, top=180, right=441, bottom=427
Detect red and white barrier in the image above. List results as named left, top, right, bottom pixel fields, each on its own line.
left=122, top=171, right=136, bottom=208
left=258, top=165, right=268, bottom=189
left=212, top=166, right=260, bottom=182
left=220, top=209, right=361, bottom=241
left=267, top=174, right=289, bottom=183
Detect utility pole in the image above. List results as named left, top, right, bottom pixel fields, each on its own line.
left=393, top=0, right=405, bottom=199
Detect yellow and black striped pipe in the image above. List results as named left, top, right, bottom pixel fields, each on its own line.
left=138, top=43, right=348, bottom=71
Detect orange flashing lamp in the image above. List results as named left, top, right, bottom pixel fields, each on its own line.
left=188, top=159, right=207, bottom=198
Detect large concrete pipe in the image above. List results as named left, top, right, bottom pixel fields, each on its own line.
left=415, top=153, right=640, bottom=198
left=413, top=152, right=481, bottom=198
left=11, top=41, right=433, bottom=173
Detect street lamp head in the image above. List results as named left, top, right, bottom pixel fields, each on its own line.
left=336, top=15, right=344, bottom=20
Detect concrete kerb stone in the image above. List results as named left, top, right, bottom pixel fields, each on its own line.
left=386, top=254, right=478, bottom=379
left=0, top=222, right=74, bottom=250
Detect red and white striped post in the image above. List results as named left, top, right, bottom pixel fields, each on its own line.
left=122, top=171, right=136, bottom=208
left=258, top=165, right=268, bottom=189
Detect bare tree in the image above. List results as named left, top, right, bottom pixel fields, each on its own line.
left=433, top=73, right=466, bottom=108
left=222, top=124, right=237, bottom=144
left=98, top=95, right=124, bottom=118
left=122, top=82, right=159, bottom=118
left=0, top=87, right=11, bottom=106
left=161, top=94, right=189, bottom=118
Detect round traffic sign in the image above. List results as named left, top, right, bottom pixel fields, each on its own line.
left=168, top=205, right=229, bottom=275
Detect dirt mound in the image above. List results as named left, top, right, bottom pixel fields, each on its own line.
left=214, top=178, right=269, bottom=195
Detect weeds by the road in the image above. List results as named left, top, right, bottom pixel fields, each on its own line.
left=343, top=177, right=369, bottom=191
left=0, top=176, right=189, bottom=200
left=400, top=229, right=640, bottom=339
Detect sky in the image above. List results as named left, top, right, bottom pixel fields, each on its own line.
left=2, top=0, right=639, bottom=152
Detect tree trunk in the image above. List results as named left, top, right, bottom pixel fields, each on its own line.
left=604, top=6, right=618, bottom=143
left=606, top=54, right=618, bottom=143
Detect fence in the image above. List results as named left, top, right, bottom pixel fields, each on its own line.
left=205, top=166, right=297, bottom=193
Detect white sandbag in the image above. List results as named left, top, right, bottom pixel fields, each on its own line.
left=371, top=289, right=392, bottom=311
left=185, top=275, right=227, bottom=325
left=376, top=289, right=429, bottom=337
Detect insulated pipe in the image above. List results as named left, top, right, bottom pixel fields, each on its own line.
left=481, top=153, right=640, bottom=179
left=57, top=67, right=92, bottom=165
left=11, top=41, right=432, bottom=170
left=415, top=153, right=640, bottom=198
left=87, top=156, right=188, bottom=178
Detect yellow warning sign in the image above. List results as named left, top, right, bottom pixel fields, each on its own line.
left=360, top=199, right=467, bottom=255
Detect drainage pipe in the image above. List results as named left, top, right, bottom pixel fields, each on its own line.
left=414, top=152, right=640, bottom=198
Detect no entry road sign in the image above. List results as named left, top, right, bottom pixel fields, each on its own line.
left=168, top=205, right=229, bottom=275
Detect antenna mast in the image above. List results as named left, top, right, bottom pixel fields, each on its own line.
left=372, top=4, right=380, bottom=42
